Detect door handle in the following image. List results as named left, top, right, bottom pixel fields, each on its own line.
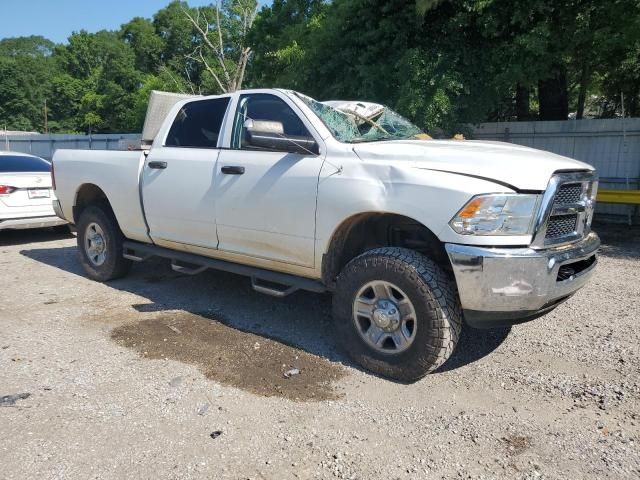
left=221, top=166, right=245, bottom=175
left=148, top=161, right=167, bottom=169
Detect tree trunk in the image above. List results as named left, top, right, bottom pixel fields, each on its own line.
left=628, top=91, right=639, bottom=117
left=538, top=65, right=569, bottom=121
left=576, top=64, right=589, bottom=120
left=515, top=84, right=530, bottom=121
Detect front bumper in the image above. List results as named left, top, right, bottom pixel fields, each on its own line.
left=446, top=232, right=600, bottom=328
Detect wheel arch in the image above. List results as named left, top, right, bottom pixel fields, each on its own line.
left=73, top=183, right=117, bottom=226
left=321, top=212, right=451, bottom=287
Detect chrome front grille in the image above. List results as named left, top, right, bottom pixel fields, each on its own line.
left=531, top=171, right=598, bottom=248
left=546, top=214, right=578, bottom=239
left=553, top=184, right=583, bottom=206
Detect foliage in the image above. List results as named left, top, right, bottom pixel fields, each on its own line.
left=0, top=36, right=55, bottom=57
left=247, top=0, right=327, bottom=89
left=0, top=0, right=638, bottom=134
left=249, top=0, right=640, bottom=133
left=182, top=0, right=258, bottom=92
left=0, top=1, right=261, bottom=133
left=0, top=36, right=56, bottom=131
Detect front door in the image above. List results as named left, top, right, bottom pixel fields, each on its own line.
left=142, top=96, right=230, bottom=249
left=214, top=93, right=324, bottom=267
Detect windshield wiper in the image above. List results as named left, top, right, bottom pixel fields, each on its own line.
left=350, top=136, right=405, bottom=144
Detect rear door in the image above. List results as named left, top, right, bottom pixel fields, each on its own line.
left=141, top=96, right=231, bottom=249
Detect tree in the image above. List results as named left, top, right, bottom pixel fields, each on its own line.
left=50, top=30, right=143, bottom=132
left=153, top=1, right=197, bottom=64
left=250, top=0, right=470, bottom=133
left=423, top=0, right=640, bottom=121
left=121, top=17, right=164, bottom=73
left=0, top=36, right=57, bottom=131
left=0, top=35, right=54, bottom=57
left=415, top=0, right=445, bottom=15
left=585, top=0, right=640, bottom=117
left=247, top=0, right=327, bottom=89
left=182, top=0, right=258, bottom=93
left=1, top=0, right=638, bottom=134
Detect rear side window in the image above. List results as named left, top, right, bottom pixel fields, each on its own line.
left=165, top=97, right=230, bottom=148
left=0, top=155, right=50, bottom=172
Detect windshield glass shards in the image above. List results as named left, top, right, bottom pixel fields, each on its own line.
left=292, top=92, right=425, bottom=144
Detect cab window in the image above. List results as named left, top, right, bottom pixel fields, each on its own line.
left=231, top=94, right=311, bottom=150
left=166, top=97, right=230, bottom=148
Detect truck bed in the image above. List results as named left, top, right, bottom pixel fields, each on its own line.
left=53, top=149, right=151, bottom=243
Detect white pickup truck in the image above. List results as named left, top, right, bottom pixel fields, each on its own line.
left=52, top=89, right=599, bottom=381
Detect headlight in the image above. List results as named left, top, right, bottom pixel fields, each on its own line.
left=450, top=194, right=541, bottom=236
left=585, top=180, right=598, bottom=229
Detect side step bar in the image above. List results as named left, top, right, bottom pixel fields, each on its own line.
left=250, top=277, right=299, bottom=298
left=170, top=261, right=208, bottom=276
left=122, top=241, right=327, bottom=297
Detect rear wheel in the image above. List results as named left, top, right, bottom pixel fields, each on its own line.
left=332, top=247, right=462, bottom=382
left=77, top=205, right=132, bottom=282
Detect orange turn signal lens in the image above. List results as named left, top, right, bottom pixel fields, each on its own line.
left=457, top=197, right=484, bottom=219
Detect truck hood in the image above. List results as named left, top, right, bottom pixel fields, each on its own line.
left=352, top=139, right=594, bottom=191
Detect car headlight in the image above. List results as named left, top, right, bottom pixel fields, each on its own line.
left=449, top=194, right=541, bottom=236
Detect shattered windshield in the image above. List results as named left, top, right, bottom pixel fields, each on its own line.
left=291, top=92, right=425, bottom=143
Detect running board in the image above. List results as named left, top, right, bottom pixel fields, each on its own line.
left=251, top=277, right=299, bottom=297
left=171, top=261, right=208, bottom=275
left=122, top=241, right=326, bottom=295
left=123, top=251, right=152, bottom=262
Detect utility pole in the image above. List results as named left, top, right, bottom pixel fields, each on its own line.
left=620, top=92, right=632, bottom=226
left=44, top=99, right=48, bottom=134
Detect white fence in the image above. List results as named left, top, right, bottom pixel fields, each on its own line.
left=2, top=133, right=142, bottom=161
left=471, top=118, right=640, bottom=221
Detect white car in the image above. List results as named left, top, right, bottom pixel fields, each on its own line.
left=0, top=151, right=67, bottom=231
left=51, top=89, right=599, bottom=381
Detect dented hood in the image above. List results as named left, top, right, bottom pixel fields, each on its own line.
left=352, top=139, right=594, bottom=191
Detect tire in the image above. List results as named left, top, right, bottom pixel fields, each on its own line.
left=76, top=205, right=132, bottom=282
left=332, top=247, right=462, bottom=382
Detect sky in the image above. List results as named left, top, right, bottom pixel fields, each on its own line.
left=1, top=0, right=270, bottom=44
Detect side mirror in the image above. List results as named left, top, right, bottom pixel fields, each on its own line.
left=244, top=119, right=319, bottom=155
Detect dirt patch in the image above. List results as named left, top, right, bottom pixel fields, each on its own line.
left=110, top=311, right=346, bottom=402
left=501, top=435, right=532, bottom=455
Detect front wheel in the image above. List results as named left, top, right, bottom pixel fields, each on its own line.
left=77, top=205, right=132, bottom=282
left=332, top=247, right=462, bottom=382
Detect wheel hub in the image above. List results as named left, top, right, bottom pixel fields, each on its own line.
left=372, top=300, right=400, bottom=331
left=92, top=235, right=105, bottom=253
left=85, top=222, right=107, bottom=267
left=352, top=280, right=417, bottom=354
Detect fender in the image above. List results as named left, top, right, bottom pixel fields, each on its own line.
left=314, top=158, right=517, bottom=273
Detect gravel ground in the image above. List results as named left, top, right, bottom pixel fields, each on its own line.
left=1, top=222, right=638, bottom=479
